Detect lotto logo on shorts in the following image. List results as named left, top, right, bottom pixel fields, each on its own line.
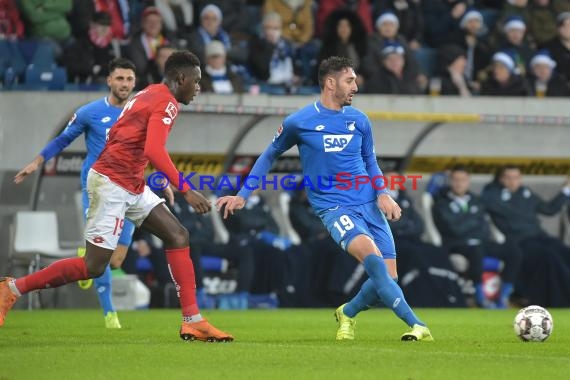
left=323, top=134, right=353, bottom=152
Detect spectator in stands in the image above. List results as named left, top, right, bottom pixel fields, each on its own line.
left=482, top=165, right=570, bottom=262
left=436, top=44, right=475, bottom=96
left=19, top=0, right=72, bottom=56
left=317, top=9, right=368, bottom=85
left=186, top=4, right=231, bottom=64
left=63, top=11, right=117, bottom=84
left=500, top=0, right=530, bottom=26
left=421, top=0, right=465, bottom=48
left=248, top=11, right=299, bottom=93
left=316, top=0, right=374, bottom=37
left=447, top=8, right=492, bottom=86
left=169, top=192, right=254, bottom=309
left=365, top=11, right=421, bottom=79
left=0, top=0, right=24, bottom=39
left=363, top=41, right=422, bottom=94
left=263, top=0, right=317, bottom=84
left=481, top=165, right=570, bottom=306
left=527, top=49, right=570, bottom=96
left=223, top=190, right=311, bottom=307
left=194, top=0, right=250, bottom=35
left=93, top=0, right=130, bottom=41
left=200, top=40, right=244, bottom=94
left=480, top=51, right=530, bottom=96
left=528, top=0, right=570, bottom=47
left=288, top=187, right=365, bottom=307
left=124, top=7, right=170, bottom=89
left=68, top=0, right=94, bottom=39
left=154, top=0, right=193, bottom=45
left=496, top=16, right=535, bottom=75
left=373, top=0, right=424, bottom=49
left=432, top=165, right=522, bottom=308
left=263, top=0, right=313, bottom=47
left=145, top=44, right=176, bottom=85
left=543, top=12, right=570, bottom=85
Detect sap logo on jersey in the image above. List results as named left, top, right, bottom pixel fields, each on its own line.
left=323, top=134, right=353, bottom=152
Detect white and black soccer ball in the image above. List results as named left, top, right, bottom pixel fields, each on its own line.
left=513, top=305, right=553, bottom=342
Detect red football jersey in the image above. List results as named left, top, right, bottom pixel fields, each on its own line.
left=93, top=84, right=188, bottom=194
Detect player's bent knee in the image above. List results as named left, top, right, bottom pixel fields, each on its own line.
left=85, top=262, right=107, bottom=278
left=168, top=224, right=189, bottom=248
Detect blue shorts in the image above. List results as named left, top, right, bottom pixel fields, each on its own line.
left=319, top=201, right=396, bottom=259
left=82, top=188, right=135, bottom=247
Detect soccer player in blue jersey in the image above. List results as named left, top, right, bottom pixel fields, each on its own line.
left=14, top=58, right=153, bottom=329
left=217, top=56, right=433, bottom=341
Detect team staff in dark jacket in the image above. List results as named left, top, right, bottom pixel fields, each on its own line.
left=432, top=166, right=522, bottom=308
left=481, top=165, right=570, bottom=307
left=481, top=166, right=570, bottom=245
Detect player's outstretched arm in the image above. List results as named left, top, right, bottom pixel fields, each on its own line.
left=14, top=155, right=44, bottom=184
left=378, top=194, right=402, bottom=222
left=216, top=196, right=246, bottom=219
left=184, top=190, right=212, bottom=214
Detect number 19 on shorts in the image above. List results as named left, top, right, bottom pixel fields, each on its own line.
left=333, top=215, right=354, bottom=237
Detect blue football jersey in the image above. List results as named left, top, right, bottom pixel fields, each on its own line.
left=41, top=97, right=122, bottom=188
left=238, top=101, right=386, bottom=214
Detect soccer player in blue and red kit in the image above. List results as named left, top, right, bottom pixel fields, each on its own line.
left=13, top=58, right=140, bottom=329
left=1, top=51, right=232, bottom=342
left=217, top=56, right=433, bottom=341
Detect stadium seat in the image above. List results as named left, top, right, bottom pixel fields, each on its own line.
left=9, top=211, right=75, bottom=310
left=208, top=195, right=230, bottom=244
left=25, top=66, right=67, bottom=90
left=30, top=41, right=56, bottom=70
left=421, top=192, right=442, bottom=246
left=487, top=215, right=506, bottom=244
left=277, top=192, right=301, bottom=245
left=0, top=40, right=27, bottom=83
left=414, top=47, right=438, bottom=78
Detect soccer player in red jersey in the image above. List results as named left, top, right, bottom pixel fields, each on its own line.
left=0, top=51, right=233, bottom=342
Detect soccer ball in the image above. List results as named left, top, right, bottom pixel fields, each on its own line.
left=513, top=305, right=553, bottom=342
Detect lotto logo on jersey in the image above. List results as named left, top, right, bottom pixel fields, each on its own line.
left=323, top=134, right=353, bottom=152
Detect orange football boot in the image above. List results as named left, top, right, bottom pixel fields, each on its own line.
left=0, top=277, right=18, bottom=327
left=180, top=319, right=234, bottom=342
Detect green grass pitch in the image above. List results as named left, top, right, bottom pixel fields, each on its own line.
left=1, top=308, right=569, bottom=380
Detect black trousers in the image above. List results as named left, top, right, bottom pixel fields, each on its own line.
left=191, top=241, right=255, bottom=293
left=445, top=241, right=522, bottom=284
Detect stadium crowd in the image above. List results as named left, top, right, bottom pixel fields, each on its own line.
left=1, top=0, right=570, bottom=96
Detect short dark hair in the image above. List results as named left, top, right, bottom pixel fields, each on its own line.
left=108, top=58, right=136, bottom=74
left=450, top=164, right=469, bottom=174
left=494, top=164, right=520, bottom=182
left=164, top=50, right=201, bottom=80
left=317, top=56, right=354, bottom=89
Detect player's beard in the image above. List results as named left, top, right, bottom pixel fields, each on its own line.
left=112, top=88, right=130, bottom=102
left=337, top=89, right=353, bottom=107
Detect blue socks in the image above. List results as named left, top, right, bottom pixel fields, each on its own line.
left=343, top=279, right=378, bottom=317
left=360, top=255, right=425, bottom=327
left=94, top=265, right=115, bottom=315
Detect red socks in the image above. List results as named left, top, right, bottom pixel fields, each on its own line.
left=165, top=247, right=199, bottom=317
left=14, top=257, right=88, bottom=295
